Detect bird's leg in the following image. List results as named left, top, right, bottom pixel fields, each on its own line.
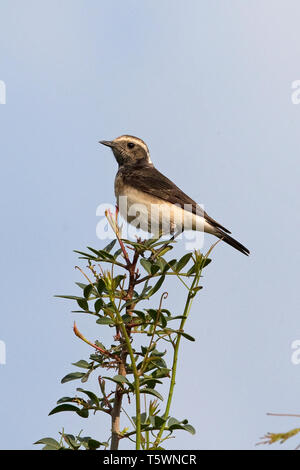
left=150, top=230, right=182, bottom=261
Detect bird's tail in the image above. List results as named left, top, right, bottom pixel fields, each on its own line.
left=215, top=230, right=250, bottom=256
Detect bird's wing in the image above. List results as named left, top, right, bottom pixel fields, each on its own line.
left=122, top=165, right=231, bottom=234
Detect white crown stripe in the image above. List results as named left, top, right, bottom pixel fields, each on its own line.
left=113, top=135, right=152, bottom=163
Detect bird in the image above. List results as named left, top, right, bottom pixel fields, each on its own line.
left=99, top=135, right=249, bottom=256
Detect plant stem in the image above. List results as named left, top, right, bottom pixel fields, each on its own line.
left=110, top=245, right=141, bottom=450
left=110, top=349, right=127, bottom=449
left=153, top=256, right=203, bottom=448
left=114, top=307, right=142, bottom=449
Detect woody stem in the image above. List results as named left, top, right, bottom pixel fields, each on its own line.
left=110, top=245, right=141, bottom=450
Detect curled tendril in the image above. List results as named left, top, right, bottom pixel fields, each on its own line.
left=158, top=291, right=168, bottom=310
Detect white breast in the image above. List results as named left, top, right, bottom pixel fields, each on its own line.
left=116, top=185, right=211, bottom=237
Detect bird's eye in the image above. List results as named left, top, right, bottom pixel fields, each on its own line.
left=127, top=142, right=135, bottom=149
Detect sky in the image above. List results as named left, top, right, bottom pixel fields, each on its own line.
left=0, top=0, right=300, bottom=450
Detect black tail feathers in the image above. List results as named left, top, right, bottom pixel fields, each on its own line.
left=216, top=230, right=250, bottom=256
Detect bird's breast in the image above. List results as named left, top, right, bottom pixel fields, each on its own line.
left=114, top=175, right=206, bottom=235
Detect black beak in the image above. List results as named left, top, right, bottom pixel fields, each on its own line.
left=99, top=140, right=115, bottom=148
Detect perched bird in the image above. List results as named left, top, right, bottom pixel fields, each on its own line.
left=100, top=135, right=249, bottom=256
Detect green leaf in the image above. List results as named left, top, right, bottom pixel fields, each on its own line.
left=61, top=372, right=86, bottom=383
left=86, top=246, right=115, bottom=260
left=76, top=408, right=89, bottom=418
left=176, top=253, right=192, bottom=272
left=87, top=438, right=102, bottom=450
left=187, top=264, right=196, bottom=275
left=165, top=315, right=186, bottom=322
left=144, top=237, right=159, bottom=247
left=183, top=423, right=196, bottom=435
left=179, top=331, right=196, bottom=342
left=76, top=298, right=89, bottom=311
left=63, top=434, right=81, bottom=450
left=133, top=310, right=146, bottom=322
left=94, top=298, right=104, bottom=314
left=151, top=368, right=171, bottom=378
left=146, top=308, right=167, bottom=328
left=159, top=314, right=167, bottom=328
left=150, top=348, right=166, bottom=357
left=122, top=239, right=146, bottom=251
left=75, top=282, right=88, bottom=290
left=114, top=248, right=123, bottom=259
left=87, top=246, right=102, bottom=256
left=96, top=316, right=115, bottom=325
left=154, top=416, right=167, bottom=427
left=139, top=280, right=151, bottom=298
left=146, top=356, right=167, bottom=369
left=103, top=239, right=117, bottom=253
left=55, top=295, right=83, bottom=300
left=147, top=309, right=159, bottom=321
left=156, top=258, right=167, bottom=271
left=77, top=388, right=100, bottom=407
left=155, top=246, right=173, bottom=258
left=49, top=404, right=80, bottom=415
left=34, top=438, right=61, bottom=450
left=71, top=310, right=95, bottom=315
left=147, top=275, right=165, bottom=297
left=140, top=377, right=162, bottom=387
left=97, top=279, right=106, bottom=295
left=97, top=250, right=114, bottom=260
left=57, top=396, right=74, bottom=404
left=168, top=417, right=180, bottom=427
left=121, top=313, right=132, bottom=323
left=151, top=264, right=160, bottom=275
left=113, top=274, right=126, bottom=289
left=165, top=328, right=195, bottom=341
left=81, top=368, right=93, bottom=383
left=110, top=374, right=130, bottom=385
left=140, top=388, right=163, bottom=401
left=95, top=340, right=106, bottom=350
left=83, top=284, right=94, bottom=299
left=162, top=259, right=177, bottom=273
left=140, top=258, right=152, bottom=274
left=73, top=250, right=97, bottom=260
left=72, top=360, right=91, bottom=369
left=102, top=375, right=134, bottom=391
left=167, top=423, right=184, bottom=432
left=201, top=257, right=212, bottom=268
left=161, top=308, right=171, bottom=316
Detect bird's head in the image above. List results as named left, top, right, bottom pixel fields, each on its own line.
left=99, top=135, right=152, bottom=167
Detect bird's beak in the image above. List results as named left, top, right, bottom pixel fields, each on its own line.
left=99, top=140, right=115, bottom=148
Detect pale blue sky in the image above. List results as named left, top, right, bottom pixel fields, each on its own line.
left=0, top=0, right=300, bottom=450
